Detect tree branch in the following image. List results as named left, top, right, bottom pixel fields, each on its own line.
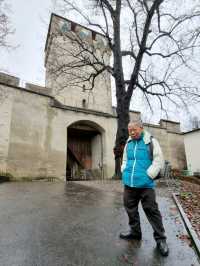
left=121, top=50, right=136, bottom=59
left=126, top=0, right=164, bottom=99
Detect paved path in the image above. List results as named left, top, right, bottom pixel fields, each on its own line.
left=0, top=181, right=199, bottom=266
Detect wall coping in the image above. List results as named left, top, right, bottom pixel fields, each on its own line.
left=45, top=13, right=107, bottom=52
left=160, top=119, right=180, bottom=124
left=182, top=128, right=200, bottom=135
left=50, top=99, right=116, bottom=118
left=0, top=82, right=52, bottom=98
left=0, top=81, right=183, bottom=133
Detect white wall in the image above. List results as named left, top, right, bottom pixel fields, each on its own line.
left=91, top=133, right=102, bottom=169
left=0, top=85, right=14, bottom=172
left=6, top=88, right=52, bottom=178
left=184, top=130, right=200, bottom=173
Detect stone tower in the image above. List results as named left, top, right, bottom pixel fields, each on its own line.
left=45, top=13, right=113, bottom=114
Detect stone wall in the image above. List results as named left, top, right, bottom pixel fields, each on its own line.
left=0, top=73, right=187, bottom=180
left=144, top=123, right=186, bottom=169
left=0, top=85, right=14, bottom=172
left=0, top=72, right=19, bottom=86
left=4, top=86, right=53, bottom=179
left=0, top=76, right=117, bottom=180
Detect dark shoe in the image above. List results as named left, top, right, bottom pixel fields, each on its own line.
left=119, top=231, right=142, bottom=240
left=157, top=240, right=169, bottom=256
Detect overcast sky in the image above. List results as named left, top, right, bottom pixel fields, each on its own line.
left=1, top=0, right=200, bottom=130
left=0, top=0, right=52, bottom=86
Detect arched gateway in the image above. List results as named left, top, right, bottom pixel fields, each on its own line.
left=66, top=120, right=105, bottom=180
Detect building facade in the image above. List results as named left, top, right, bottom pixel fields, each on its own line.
left=183, top=129, right=200, bottom=174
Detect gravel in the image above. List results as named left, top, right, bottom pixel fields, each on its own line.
left=178, top=180, right=200, bottom=240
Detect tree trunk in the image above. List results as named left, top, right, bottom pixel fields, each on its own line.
left=113, top=98, right=130, bottom=179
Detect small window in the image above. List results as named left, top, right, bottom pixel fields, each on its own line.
left=71, top=22, right=76, bottom=32
left=92, top=31, right=96, bottom=40
left=82, top=84, right=86, bottom=92
left=61, top=22, right=71, bottom=33
left=82, top=99, right=86, bottom=108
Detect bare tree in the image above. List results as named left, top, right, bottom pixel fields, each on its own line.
left=0, top=0, right=15, bottom=106
left=0, top=0, right=14, bottom=49
left=192, top=116, right=200, bottom=129
left=48, top=0, right=200, bottom=177
left=187, top=115, right=200, bottom=130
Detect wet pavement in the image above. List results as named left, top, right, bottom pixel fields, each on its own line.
left=0, top=180, right=199, bottom=266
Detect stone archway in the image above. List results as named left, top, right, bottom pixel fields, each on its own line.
left=66, top=120, right=104, bottom=180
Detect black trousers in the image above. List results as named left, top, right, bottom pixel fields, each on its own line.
left=123, top=185, right=166, bottom=242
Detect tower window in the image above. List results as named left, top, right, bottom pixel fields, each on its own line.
left=71, top=22, right=76, bottom=32
left=82, top=99, right=86, bottom=108
left=92, top=31, right=96, bottom=40
left=82, top=84, right=86, bottom=92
